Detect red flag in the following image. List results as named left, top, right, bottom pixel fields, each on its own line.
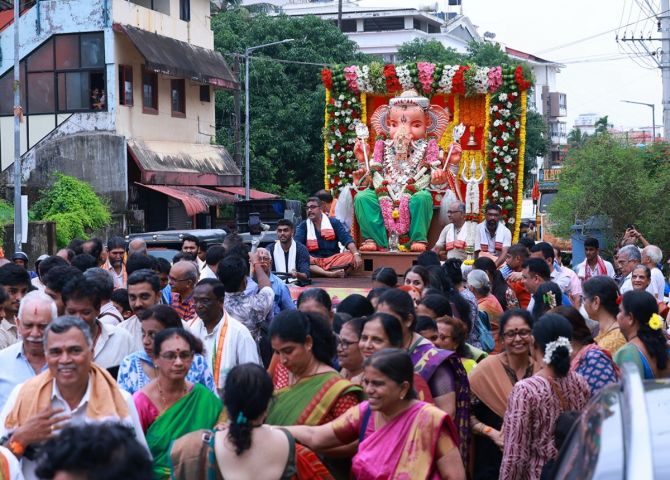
left=531, top=181, right=540, bottom=202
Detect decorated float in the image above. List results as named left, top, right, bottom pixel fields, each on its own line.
left=321, top=62, right=533, bottom=262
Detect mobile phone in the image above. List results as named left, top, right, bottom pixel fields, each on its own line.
left=626, top=224, right=635, bottom=230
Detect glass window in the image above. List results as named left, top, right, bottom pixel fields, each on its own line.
left=55, top=35, right=80, bottom=70
left=142, top=68, right=158, bottom=112
left=27, top=72, right=55, bottom=114
left=119, top=65, right=133, bottom=106
left=171, top=79, right=185, bottom=116
left=80, top=33, right=104, bottom=68
left=199, top=85, right=210, bottom=102
left=0, top=73, right=13, bottom=115
left=26, top=38, right=54, bottom=72
left=180, top=0, right=190, bottom=21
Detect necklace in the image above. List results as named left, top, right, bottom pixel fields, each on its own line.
left=157, top=380, right=187, bottom=409
left=601, top=319, right=619, bottom=336
left=289, top=360, right=320, bottom=386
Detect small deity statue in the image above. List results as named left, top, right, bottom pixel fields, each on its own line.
left=352, top=89, right=459, bottom=252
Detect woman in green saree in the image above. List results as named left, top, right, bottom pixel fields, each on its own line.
left=133, top=328, right=222, bottom=479
left=267, top=310, right=363, bottom=426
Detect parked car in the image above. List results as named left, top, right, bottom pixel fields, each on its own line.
left=126, top=228, right=277, bottom=263
left=126, top=229, right=228, bottom=263
left=552, top=363, right=668, bottom=479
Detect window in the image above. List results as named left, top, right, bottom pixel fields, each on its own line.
left=129, top=0, right=170, bottom=15
left=119, top=65, right=133, bottom=106
left=363, top=17, right=405, bottom=32
left=171, top=79, right=185, bottom=117
left=142, top=67, right=158, bottom=113
left=199, top=85, right=210, bottom=102
left=0, top=33, right=106, bottom=116
left=180, top=0, right=190, bottom=21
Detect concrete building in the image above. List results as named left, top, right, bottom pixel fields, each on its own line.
left=573, top=113, right=600, bottom=136
left=0, top=0, right=240, bottom=232
left=244, top=0, right=482, bottom=62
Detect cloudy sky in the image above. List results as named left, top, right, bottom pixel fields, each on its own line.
left=360, top=0, right=664, bottom=132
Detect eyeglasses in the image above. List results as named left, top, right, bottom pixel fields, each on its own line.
left=158, top=351, right=194, bottom=362
left=446, top=210, right=462, bottom=215
left=168, top=276, right=191, bottom=283
left=502, top=329, right=532, bottom=340
left=337, top=338, right=359, bottom=350
left=306, top=205, right=320, bottom=210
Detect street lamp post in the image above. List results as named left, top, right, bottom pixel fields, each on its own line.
left=244, top=38, right=294, bottom=200
left=621, top=100, right=656, bottom=143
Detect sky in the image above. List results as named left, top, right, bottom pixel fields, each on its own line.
left=360, top=0, right=664, bottom=132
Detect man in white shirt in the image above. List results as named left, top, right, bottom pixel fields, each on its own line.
left=188, top=279, right=260, bottom=395
left=530, top=242, right=581, bottom=306
left=119, top=269, right=162, bottom=350
left=618, top=245, right=643, bottom=293
left=575, top=237, right=615, bottom=282
left=0, top=291, right=56, bottom=409
left=62, top=276, right=135, bottom=374
left=0, top=316, right=147, bottom=480
left=641, top=245, right=665, bottom=302
left=432, top=201, right=468, bottom=261
left=0, top=264, right=32, bottom=350
left=199, top=246, right=225, bottom=281
left=83, top=268, right=124, bottom=325
left=475, top=204, right=512, bottom=267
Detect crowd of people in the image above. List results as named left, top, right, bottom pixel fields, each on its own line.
left=0, top=205, right=665, bottom=479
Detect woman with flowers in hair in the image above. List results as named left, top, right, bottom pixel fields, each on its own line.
left=614, top=290, right=670, bottom=379
left=500, top=314, right=590, bottom=480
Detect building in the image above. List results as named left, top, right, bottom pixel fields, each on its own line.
left=0, top=0, right=240, bottom=232
left=505, top=47, right=566, bottom=168
left=244, top=0, right=482, bottom=62
left=573, top=113, right=600, bottom=136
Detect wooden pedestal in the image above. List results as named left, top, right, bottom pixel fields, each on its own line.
left=351, top=251, right=420, bottom=277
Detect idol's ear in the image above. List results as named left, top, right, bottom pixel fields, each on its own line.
left=370, top=105, right=391, bottom=137
left=426, top=104, right=451, bottom=139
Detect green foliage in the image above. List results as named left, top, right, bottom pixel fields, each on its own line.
left=549, top=135, right=670, bottom=251
left=397, top=39, right=465, bottom=64
left=0, top=200, right=13, bottom=225
left=567, top=128, right=588, bottom=148
left=32, top=174, right=111, bottom=247
left=212, top=11, right=368, bottom=196
left=594, top=116, right=610, bottom=135
left=466, top=41, right=511, bottom=67
left=523, top=110, right=549, bottom=191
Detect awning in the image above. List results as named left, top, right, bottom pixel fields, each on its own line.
left=217, top=187, right=279, bottom=200
left=136, top=183, right=235, bottom=216
left=113, top=23, right=238, bottom=89
left=128, top=139, right=242, bottom=186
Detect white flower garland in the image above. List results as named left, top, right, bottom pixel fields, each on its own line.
left=395, top=65, right=414, bottom=91
left=543, top=336, right=573, bottom=365
left=437, top=65, right=459, bottom=93
left=474, top=67, right=490, bottom=94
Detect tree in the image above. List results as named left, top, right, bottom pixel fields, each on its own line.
left=212, top=11, right=368, bottom=198
left=567, top=127, right=588, bottom=148
left=594, top=116, right=610, bottom=135
left=32, top=174, right=111, bottom=247
left=397, top=38, right=465, bottom=64
left=548, top=135, right=670, bottom=252
left=466, top=41, right=511, bottom=67
left=523, top=110, right=549, bottom=191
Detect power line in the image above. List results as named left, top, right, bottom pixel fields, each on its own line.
left=537, top=7, right=670, bottom=54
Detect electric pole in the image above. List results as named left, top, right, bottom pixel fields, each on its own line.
left=618, top=0, right=670, bottom=139
left=13, top=0, right=22, bottom=250
left=661, top=0, right=670, bottom=139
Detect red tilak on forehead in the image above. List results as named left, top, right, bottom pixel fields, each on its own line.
left=33, top=307, right=37, bottom=315
left=400, top=114, right=407, bottom=123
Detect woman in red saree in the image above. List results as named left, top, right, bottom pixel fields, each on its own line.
left=285, top=349, right=465, bottom=479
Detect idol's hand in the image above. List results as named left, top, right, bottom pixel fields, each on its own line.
left=354, top=139, right=369, bottom=164
left=431, top=169, right=448, bottom=185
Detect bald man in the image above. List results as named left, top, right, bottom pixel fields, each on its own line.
left=128, top=238, right=147, bottom=256
left=169, top=261, right=198, bottom=322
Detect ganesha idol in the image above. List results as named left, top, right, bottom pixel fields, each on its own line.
left=352, top=89, right=461, bottom=252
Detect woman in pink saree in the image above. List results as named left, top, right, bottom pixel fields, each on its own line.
left=285, top=349, right=465, bottom=480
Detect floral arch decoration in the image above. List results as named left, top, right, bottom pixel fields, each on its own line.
left=321, top=62, right=533, bottom=240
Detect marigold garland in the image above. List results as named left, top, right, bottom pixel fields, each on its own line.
left=481, top=93, right=491, bottom=219
left=513, top=91, right=528, bottom=242
left=361, top=92, right=367, bottom=124
left=324, top=87, right=331, bottom=191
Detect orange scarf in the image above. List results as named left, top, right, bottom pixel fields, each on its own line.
left=5, top=363, right=128, bottom=429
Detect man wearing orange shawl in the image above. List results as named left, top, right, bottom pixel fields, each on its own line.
left=0, top=316, right=147, bottom=480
